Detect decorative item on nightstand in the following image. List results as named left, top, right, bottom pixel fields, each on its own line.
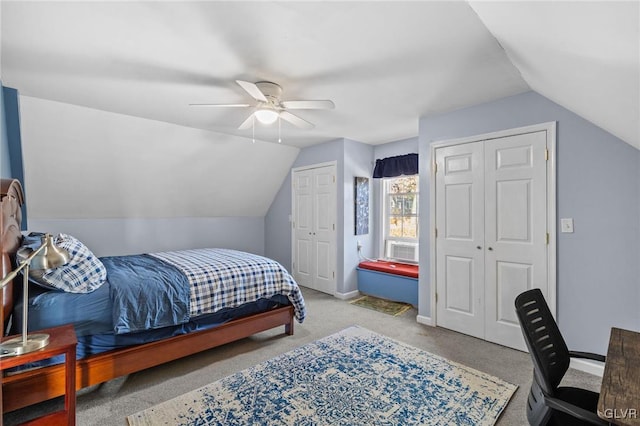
left=0, top=233, right=70, bottom=356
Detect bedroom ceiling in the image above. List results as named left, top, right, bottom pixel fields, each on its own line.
left=1, top=1, right=639, bottom=150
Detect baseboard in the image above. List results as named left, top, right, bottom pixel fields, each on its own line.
left=334, top=290, right=360, bottom=300
left=570, top=358, right=605, bottom=377
left=416, top=315, right=434, bottom=326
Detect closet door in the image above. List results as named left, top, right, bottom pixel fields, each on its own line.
left=484, top=131, right=548, bottom=350
left=435, top=141, right=485, bottom=339
left=434, top=128, right=550, bottom=351
left=293, top=169, right=314, bottom=289
left=292, top=164, right=337, bottom=295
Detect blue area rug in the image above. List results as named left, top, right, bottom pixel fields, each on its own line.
left=128, top=326, right=517, bottom=425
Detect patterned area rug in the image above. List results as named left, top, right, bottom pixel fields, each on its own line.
left=127, top=327, right=517, bottom=426
left=350, top=294, right=412, bottom=316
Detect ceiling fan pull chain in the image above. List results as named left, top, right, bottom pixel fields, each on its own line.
left=278, top=116, right=282, bottom=143
left=252, top=115, right=255, bottom=144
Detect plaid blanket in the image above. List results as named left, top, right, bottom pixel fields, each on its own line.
left=150, top=249, right=306, bottom=322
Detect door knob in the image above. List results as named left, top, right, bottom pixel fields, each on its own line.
left=477, top=246, right=482, bottom=250
left=488, top=247, right=493, bottom=251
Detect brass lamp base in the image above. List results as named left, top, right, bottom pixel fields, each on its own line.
left=0, top=333, right=50, bottom=357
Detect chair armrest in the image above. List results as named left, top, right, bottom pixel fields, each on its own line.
left=569, top=351, right=606, bottom=363
left=544, top=395, right=609, bottom=425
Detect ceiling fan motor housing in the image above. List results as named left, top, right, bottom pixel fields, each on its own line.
left=255, top=81, right=283, bottom=107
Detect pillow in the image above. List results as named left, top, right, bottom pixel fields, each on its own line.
left=21, top=233, right=107, bottom=293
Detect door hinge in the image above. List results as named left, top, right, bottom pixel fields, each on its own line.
left=546, top=233, right=550, bottom=245
left=544, top=148, right=549, bottom=161
left=333, top=175, right=336, bottom=183
left=333, top=271, right=335, bottom=278
left=434, top=228, right=438, bottom=238
left=435, top=292, right=438, bottom=303
left=333, top=224, right=335, bottom=231
left=433, top=162, right=438, bottom=173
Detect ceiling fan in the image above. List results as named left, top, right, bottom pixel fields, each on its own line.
left=190, top=80, right=334, bottom=130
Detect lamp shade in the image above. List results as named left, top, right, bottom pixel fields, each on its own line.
left=254, top=108, right=279, bottom=125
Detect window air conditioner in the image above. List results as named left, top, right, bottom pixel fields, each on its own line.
left=386, top=240, right=419, bottom=263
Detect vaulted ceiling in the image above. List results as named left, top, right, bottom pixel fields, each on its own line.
left=2, top=1, right=638, bottom=149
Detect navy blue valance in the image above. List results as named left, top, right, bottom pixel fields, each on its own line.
left=373, top=153, right=418, bottom=178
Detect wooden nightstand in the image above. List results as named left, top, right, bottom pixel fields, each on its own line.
left=1, top=324, right=77, bottom=425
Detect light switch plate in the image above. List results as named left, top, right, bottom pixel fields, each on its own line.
left=560, top=218, right=574, bottom=233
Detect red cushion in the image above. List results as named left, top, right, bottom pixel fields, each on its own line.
left=358, top=261, right=419, bottom=279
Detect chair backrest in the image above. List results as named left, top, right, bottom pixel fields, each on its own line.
left=515, top=288, right=570, bottom=395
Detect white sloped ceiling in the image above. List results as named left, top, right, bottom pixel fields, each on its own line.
left=1, top=1, right=638, bottom=222
left=470, top=1, right=640, bottom=149
left=19, top=96, right=299, bottom=219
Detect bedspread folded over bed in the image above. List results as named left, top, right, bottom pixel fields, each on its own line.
left=104, top=254, right=191, bottom=334
left=151, top=248, right=306, bottom=323
left=104, top=248, right=305, bottom=335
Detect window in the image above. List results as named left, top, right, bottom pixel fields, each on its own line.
left=382, top=175, right=419, bottom=262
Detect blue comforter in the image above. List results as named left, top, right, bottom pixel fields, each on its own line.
left=103, top=254, right=190, bottom=334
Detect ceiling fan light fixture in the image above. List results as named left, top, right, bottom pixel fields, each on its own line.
left=254, top=108, right=279, bottom=125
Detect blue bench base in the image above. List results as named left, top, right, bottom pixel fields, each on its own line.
left=356, top=267, right=418, bottom=306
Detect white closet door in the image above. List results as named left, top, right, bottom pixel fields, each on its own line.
left=484, top=131, right=548, bottom=350
left=435, top=141, right=485, bottom=339
left=293, top=169, right=314, bottom=289
left=292, top=163, right=337, bottom=295
left=312, top=166, right=337, bottom=294
left=434, top=129, right=550, bottom=351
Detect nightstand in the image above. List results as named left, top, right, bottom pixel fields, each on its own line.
left=1, top=324, right=77, bottom=425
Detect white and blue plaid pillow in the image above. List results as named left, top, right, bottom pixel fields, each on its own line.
left=32, top=233, right=107, bottom=293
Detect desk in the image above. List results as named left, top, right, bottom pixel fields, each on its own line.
left=598, top=327, right=640, bottom=425
left=1, top=324, right=77, bottom=425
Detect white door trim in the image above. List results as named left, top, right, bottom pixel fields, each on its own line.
left=429, top=122, right=557, bottom=328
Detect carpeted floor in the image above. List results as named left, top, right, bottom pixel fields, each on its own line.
left=4, top=287, right=602, bottom=425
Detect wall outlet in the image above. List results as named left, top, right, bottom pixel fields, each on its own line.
left=357, top=240, right=362, bottom=251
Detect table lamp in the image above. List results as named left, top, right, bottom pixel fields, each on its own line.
left=0, top=234, right=69, bottom=357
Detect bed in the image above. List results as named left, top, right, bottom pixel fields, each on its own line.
left=0, top=178, right=305, bottom=413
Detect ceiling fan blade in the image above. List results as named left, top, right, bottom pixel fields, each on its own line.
left=189, top=103, right=251, bottom=108
left=238, top=113, right=255, bottom=130
left=236, top=80, right=268, bottom=102
left=281, top=100, right=335, bottom=110
left=280, top=111, right=315, bottom=129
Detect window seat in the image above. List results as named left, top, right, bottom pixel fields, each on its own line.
left=356, top=261, right=418, bottom=306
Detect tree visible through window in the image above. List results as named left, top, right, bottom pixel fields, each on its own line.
left=383, top=175, right=419, bottom=261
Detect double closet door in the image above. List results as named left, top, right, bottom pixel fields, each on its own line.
left=434, top=129, right=551, bottom=351
left=292, top=163, right=337, bottom=295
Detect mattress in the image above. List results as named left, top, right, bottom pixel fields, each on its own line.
left=13, top=289, right=289, bottom=368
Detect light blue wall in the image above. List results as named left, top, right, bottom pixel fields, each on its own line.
left=265, top=138, right=344, bottom=280
left=29, top=217, right=266, bottom=257
left=265, top=137, right=379, bottom=296
left=342, top=138, right=374, bottom=294
left=419, top=90, right=640, bottom=354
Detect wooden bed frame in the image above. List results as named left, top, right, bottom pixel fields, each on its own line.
left=0, top=178, right=295, bottom=413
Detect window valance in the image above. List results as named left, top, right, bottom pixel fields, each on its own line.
left=372, top=153, right=418, bottom=178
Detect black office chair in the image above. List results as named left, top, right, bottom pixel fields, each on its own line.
left=515, top=289, right=608, bottom=425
